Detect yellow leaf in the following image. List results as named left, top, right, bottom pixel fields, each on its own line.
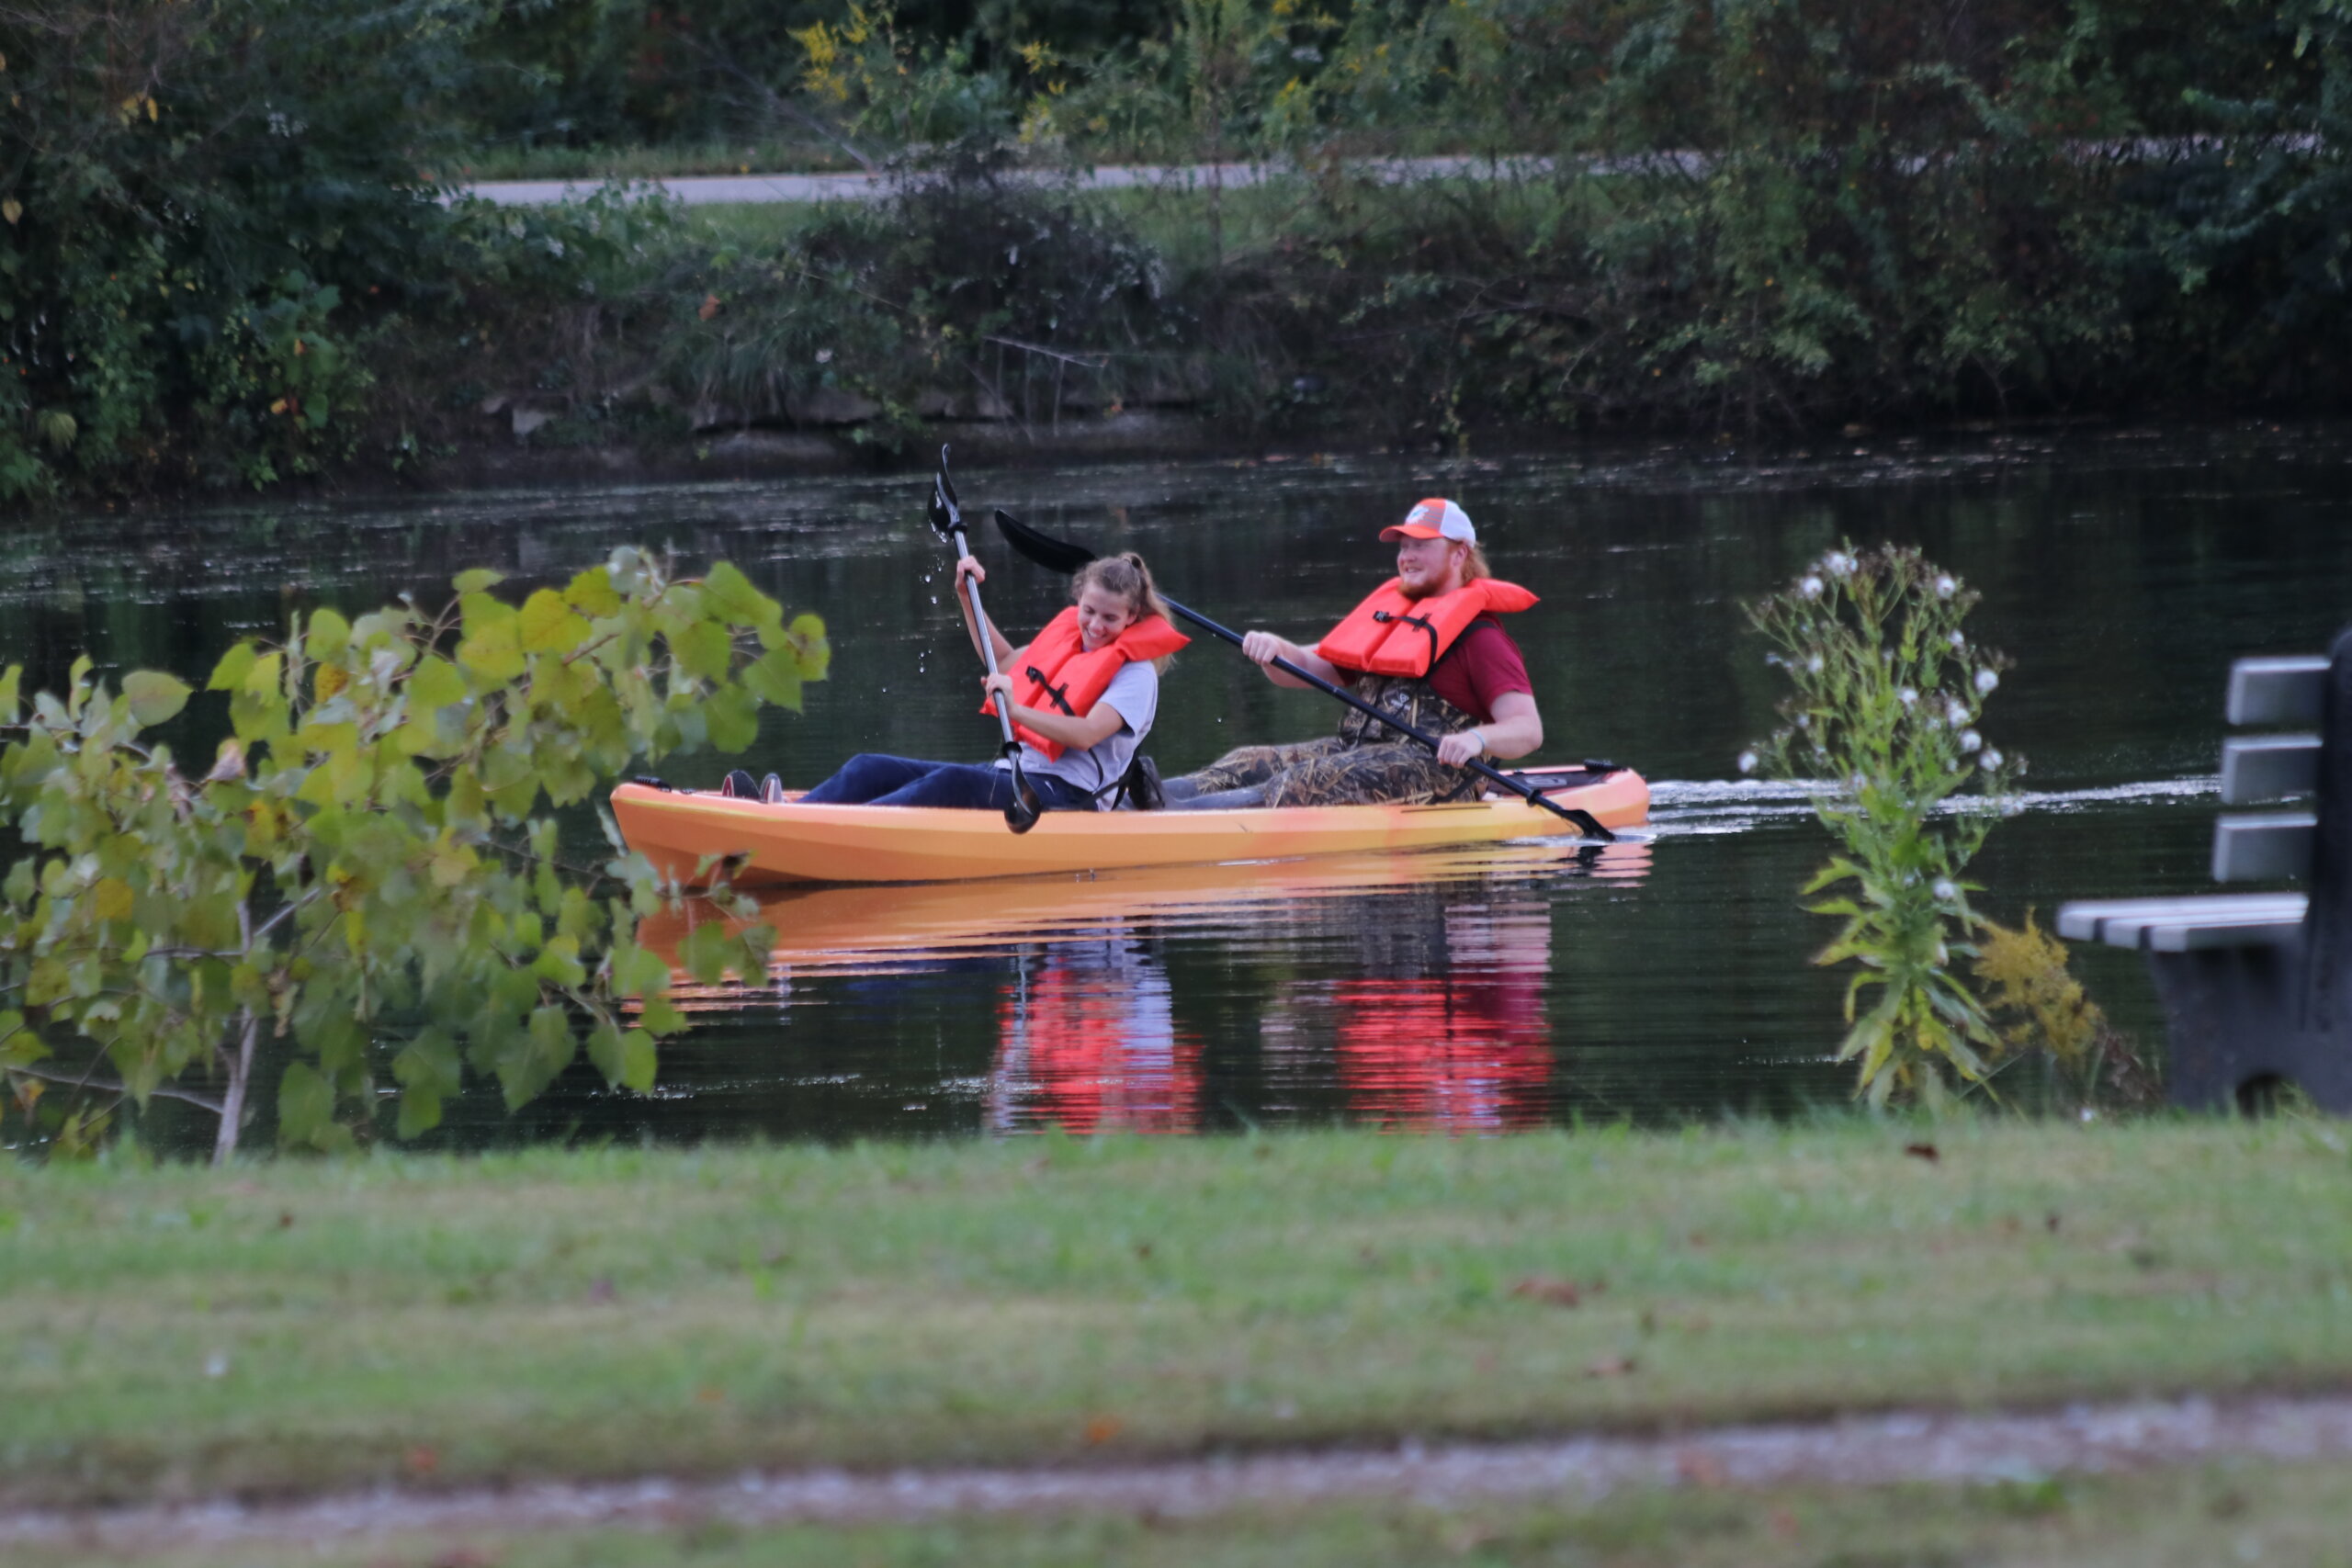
left=518, top=588, right=591, bottom=654
left=429, top=840, right=477, bottom=887
left=1, top=199, right=19, bottom=226
left=314, top=663, right=348, bottom=702
left=562, top=565, right=623, bottom=617
left=456, top=616, right=526, bottom=682
left=93, top=877, right=134, bottom=923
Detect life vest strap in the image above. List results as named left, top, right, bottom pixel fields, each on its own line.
left=1373, top=608, right=1442, bottom=668
left=1026, top=666, right=1078, bottom=716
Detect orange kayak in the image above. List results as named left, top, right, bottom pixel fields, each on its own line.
left=610, top=764, right=1648, bottom=886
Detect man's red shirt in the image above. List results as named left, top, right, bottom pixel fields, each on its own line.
left=1429, top=616, right=1533, bottom=724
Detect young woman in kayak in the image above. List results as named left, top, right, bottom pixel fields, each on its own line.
left=778, top=551, right=1186, bottom=811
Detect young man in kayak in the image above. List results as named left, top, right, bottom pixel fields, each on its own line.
left=777, top=550, right=1186, bottom=811
left=1164, top=498, right=1543, bottom=809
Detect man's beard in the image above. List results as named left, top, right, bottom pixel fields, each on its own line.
left=1397, top=573, right=1442, bottom=601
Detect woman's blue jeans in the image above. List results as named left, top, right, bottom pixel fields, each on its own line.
left=798, top=753, right=1090, bottom=810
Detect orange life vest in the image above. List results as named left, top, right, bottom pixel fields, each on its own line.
left=1316, top=578, right=1539, bottom=678
left=985, top=606, right=1189, bottom=761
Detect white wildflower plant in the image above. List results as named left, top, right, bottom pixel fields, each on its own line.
left=1743, top=541, right=2020, bottom=1108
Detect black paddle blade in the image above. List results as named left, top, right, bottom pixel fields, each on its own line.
left=994, top=508, right=1097, bottom=576
left=926, top=446, right=963, bottom=544
left=1002, top=754, right=1044, bottom=834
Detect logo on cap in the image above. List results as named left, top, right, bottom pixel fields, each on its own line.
left=1380, top=497, right=1477, bottom=546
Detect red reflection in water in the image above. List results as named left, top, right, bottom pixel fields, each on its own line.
left=1331, top=903, right=1554, bottom=1133
left=989, top=942, right=1203, bottom=1134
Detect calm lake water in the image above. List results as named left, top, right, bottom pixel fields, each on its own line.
left=21, top=422, right=2352, bottom=1145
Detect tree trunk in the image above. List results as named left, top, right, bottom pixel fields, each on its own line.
left=212, top=1009, right=258, bottom=1166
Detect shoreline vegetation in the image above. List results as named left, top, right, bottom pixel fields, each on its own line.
left=6, top=1121, right=2352, bottom=1512
left=6, top=0, right=2349, bottom=502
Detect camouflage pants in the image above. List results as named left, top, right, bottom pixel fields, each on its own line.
left=1174, top=738, right=1476, bottom=807
left=1173, top=673, right=1483, bottom=807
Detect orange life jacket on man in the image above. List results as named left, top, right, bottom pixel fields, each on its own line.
left=1315, top=578, right=1539, bottom=678
left=985, top=606, right=1189, bottom=761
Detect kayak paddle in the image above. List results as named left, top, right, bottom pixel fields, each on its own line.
left=929, top=448, right=1043, bottom=834
left=991, top=507, right=1615, bottom=842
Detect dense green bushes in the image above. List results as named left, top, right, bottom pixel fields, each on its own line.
left=0, top=0, right=481, bottom=498
left=4, top=0, right=2347, bottom=498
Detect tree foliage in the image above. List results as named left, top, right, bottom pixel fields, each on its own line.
left=0, top=547, right=827, bottom=1161
left=0, top=0, right=502, bottom=496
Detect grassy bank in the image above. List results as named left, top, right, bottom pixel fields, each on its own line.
left=6, top=1120, right=2352, bottom=1511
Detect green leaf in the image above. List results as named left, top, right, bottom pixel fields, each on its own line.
left=0, top=664, right=19, bottom=726
left=243, top=651, right=283, bottom=698
left=587, top=1018, right=658, bottom=1091
left=785, top=613, right=831, bottom=680
left=408, top=655, right=466, bottom=711
left=531, top=935, right=586, bottom=988
left=741, top=647, right=806, bottom=711
left=673, top=619, right=734, bottom=682
left=679, top=919, right=740, bottom=986
left=613, top=942, right=670, bottom=998
left=586, top=1018, right=626, bottom=1085
left=121, top=671, right=191, bottom=728
left=457, top=615, right=526, bottom=683
left=208, top=643, right=257, bottom=693
left=305, top=608, right=351, bottom=662
left=704, top=560, right=778, bottom=626
left=618, top=1027, right=657, bottom=1091
left=564, top=565, right=623, bottom=618
left=705, top=682, right=760, bottom=752
left=393, top=1026, right=463, bottom=1097
left=453, top=569, right=507, bottom=594
left=277, top=1061, right=337, bottom=1150
left=396, top=1086, right=444, bottom=1140
left=519, top=588, right=592, bottom=655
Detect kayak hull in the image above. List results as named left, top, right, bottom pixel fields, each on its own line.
left=610, top=767, right=1648, bottom=886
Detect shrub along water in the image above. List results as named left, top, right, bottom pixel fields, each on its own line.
left=6, top=0, right=2348, bottom=496
left=0, top=548, right=828, bottom=1161
left=1744, top=545, right=2017, bottom=1107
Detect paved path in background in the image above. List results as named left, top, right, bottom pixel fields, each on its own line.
left=462, top=139, right=2267, bottom=208
left=463, top=154, right=1571, bottom=207
left=8, top=1393, right=2352, bottom=1552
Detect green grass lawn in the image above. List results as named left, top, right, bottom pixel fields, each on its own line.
left=5, top=1120, right=2351, bottom=1514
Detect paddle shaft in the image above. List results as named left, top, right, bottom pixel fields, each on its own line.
left=945, top=527, right=1025, bottom=748
left=1155, top=596, right=1615, bottom=841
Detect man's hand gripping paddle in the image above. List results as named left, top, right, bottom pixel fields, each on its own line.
left=990, top=506, right=1615, bottom=842
left=928, top=448, right=1043, bottom=833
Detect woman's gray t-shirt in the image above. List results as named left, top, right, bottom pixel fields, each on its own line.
left=993, top=660, right=1159, bottom=806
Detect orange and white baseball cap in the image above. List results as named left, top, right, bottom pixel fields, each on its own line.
left=1380, top=497, right=1476, bottom=545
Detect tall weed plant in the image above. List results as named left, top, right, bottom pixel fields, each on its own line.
left=1746, top=545, right=2018, bottom=1106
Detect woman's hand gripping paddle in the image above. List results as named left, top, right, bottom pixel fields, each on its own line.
left=929, top=449, right=1043, bottom=833
left=990, top=506, right=1615, bottom=842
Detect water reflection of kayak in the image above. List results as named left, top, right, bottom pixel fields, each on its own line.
left=635, top=838, right=1652, bottom=974
left=611, top=764, right=1648, bottom=886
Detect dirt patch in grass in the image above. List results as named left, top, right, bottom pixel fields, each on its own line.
left=7, top=1395, right=2352, bottom=1566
